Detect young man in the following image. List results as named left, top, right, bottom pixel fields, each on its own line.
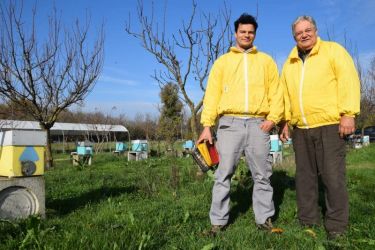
left=279, top=16, right=360, bottom=239
left=197, top=13, right=283, bottom=235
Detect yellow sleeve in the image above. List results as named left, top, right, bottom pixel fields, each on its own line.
left=200, top=59, right=223, bottom=127
left=280, top=67, right=291, bottom=122
left=266, top=58, right=284, bottom=124
left=332, top=43, right=360, bottom=117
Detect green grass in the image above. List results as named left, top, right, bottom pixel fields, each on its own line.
left=1, top=144, right=375, bottom=249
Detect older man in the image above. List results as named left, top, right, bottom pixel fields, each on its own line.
left=280, top=16, right=360, bottom=239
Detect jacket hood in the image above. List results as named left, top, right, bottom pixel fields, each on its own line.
left=230, top=46, right=258, bottom=54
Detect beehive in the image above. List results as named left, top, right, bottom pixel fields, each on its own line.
left=0, top=130, right=46, bottom=177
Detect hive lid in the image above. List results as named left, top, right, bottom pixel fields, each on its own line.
left=0, top=130, right=47, bottom=146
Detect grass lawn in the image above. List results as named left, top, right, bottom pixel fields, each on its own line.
left=1, top=144, right=375, bottom=249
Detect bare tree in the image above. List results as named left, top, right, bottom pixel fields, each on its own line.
left=143, top=113, right=158, bottom=141
left=0, top=1, right=104, bottom=167
left=342, top=37, right=375, bottom=131
left=125, top=0, right=233, bottom=139
left=357, top=56, right=375, bottom=131
left=129, top=112, right=158, bottom=140
left=88, top=107, right=116, bottom=154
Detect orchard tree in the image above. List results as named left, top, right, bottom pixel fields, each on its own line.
left=158, top=82, right=183, bottom=149
left=326, top=29, right=375, bottom=132
left=0, top=1, right=104, bottom=167
left=356, top=56, right=375, bottom=130
left=125, top=0, right=233, bottom=139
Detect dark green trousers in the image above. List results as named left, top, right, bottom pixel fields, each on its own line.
left=292, top=124, right=349, bottom=233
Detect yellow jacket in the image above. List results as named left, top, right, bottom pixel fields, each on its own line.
left=201, top=46, right=283, bottom=127
left=281, top=38, right=360, bottom=129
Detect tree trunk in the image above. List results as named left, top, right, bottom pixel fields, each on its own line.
left=44, top=128, right=53, bottom=169
left=190, top=112, right=198, bottom=140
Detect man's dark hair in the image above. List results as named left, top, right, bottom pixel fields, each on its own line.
left=234, top=13, right=258, bottom=32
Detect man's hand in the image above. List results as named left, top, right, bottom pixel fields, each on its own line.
left=279, top=121, right=289, bottom=143
left=260, top=120, right=275, bottom=133
left=197, top=126, right=213, bottom=145
left=339, top=116, right=355, bottom=138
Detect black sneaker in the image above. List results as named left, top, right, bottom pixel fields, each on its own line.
left=256, top=218, right=273, bottom=231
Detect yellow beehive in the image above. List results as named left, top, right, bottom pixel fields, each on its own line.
left=0, top=130, right=46, bottom=177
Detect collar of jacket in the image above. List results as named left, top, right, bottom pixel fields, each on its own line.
left=230, top=46, right=258, bottom=54
left=289, top=37, right=322, bottom=60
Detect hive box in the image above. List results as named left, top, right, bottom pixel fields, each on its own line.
left=270, top=135, right=281, bottom=152
left=0, top=130, right=46, bottom=177
left=363, top=135, right=370, bottom=146
left=76, top=146, right=93, bottom=155
left=131, top=140, right=148, bottom=152
left=183, top=140, right=194, bottom=150
left=115, top=142, right=127, bottom=152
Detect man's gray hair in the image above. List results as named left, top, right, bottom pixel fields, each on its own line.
left=292, top=16, right=317, bottom=36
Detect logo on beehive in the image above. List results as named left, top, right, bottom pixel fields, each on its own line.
left=19, top=147, right=39, bottom=176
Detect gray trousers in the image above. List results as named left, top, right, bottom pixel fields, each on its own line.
left=210, top=116, right=275, bottom=225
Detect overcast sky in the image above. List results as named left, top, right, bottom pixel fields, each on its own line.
left=12, top=0, right=375, bottom=119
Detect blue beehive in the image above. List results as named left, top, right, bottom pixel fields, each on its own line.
left=115, top=142, right=127, bottom=152
left=76, top=141, right=94, bottom=155
left=270, top=135, right=281, bottom=152
left=363, top=135, right=370, bottom=144
left=131, top=140, right=148, bottom=152
left=183, top=140, right=194, bottom=150
left=77, top=146, right=93, bottom=155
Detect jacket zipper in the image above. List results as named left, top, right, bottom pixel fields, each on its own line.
left=244, top=52, right=249, bottom=113
left=299, top=59, right=309, bottom=128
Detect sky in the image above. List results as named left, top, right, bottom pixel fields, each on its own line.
left=10, top=0, right=375, bottom=119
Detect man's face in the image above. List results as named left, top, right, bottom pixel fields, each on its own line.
left=235, top=23, right=256, bottom=50
left=293, top=20, right=318, bottom=51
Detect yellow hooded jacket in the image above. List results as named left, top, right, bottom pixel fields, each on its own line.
left=201, top=46, right=283, bottom=127
left=280, top=38, right=360, bottom=129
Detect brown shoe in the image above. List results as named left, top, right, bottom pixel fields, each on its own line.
left=327, top=231, right=345, bottom=240
left=203, top=225, right=226, bottom=237
left=256, top=218, right=273, bottom=231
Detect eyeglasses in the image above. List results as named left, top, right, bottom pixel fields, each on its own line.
left=294, top=27, right=315, bottom=38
